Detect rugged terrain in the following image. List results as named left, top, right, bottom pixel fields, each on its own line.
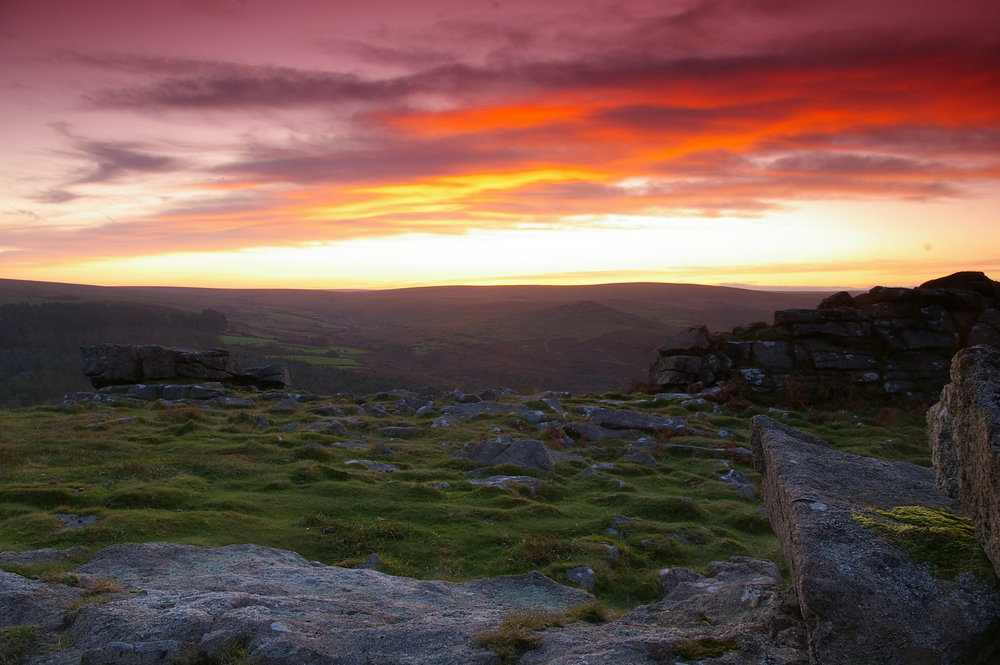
left=0, top=376, right=937, bottom=664
left=0, top=278, right=828, bottom=403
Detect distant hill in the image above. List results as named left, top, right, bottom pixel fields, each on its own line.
left=0, top=278, right=832, bottom=402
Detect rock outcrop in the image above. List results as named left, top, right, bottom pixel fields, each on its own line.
left=81, top=343, right=290, bottom=389
left=928, top=344, right=1000, bottom=577
left=649, top=271, right=1000, bottom=400
left=521, top=556, right=806, bottom=665
left=1, top=542, right=809, bottom=665
left=751, top=415, right=1000, bottom=665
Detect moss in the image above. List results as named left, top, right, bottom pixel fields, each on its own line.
left=852, top=506, right=995, bottom=581
left=0, top=625, right=41, bottom=665
left=673, top=637, right=739, bottom=660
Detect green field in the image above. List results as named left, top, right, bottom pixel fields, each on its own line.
left=220, top=334, right=366, bottom=367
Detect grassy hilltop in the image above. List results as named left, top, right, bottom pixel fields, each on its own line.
left=0, top=387, right=929, bottom=609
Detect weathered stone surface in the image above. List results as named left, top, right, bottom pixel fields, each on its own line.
left=751, top=415, right=1000, bottom=665
left=565, top=565, right=595, bottom=590
left=467, top=475, right=546, bottom=494
left=81, top=344, right=290, bottom=389
left=928, top=345, right=1000, bottom=577
left=658, top=324, right=714, bottom=354
left=585, top=407, right=688, bottom=433
left=467, top=436, right=556, bottom=474
left=649, top=272, right=1000, bottom=400
left=520, top=556, right=807, bottom=665
left=344, top=459, right=399, bottom=472
left=82, top=343, right=141, bottom=386
left=653, top=355, right=702, bottom=374
left=564, top=421, right=637, bottom=442
left=243, top=363, right=292, bottom=388
left=921, top=271, right=1000, bottom=298
left=0, top=569, right=81, bottom=631
left=817, top=291, right=856, bottom=310
left=657, top=566, right=704, bottom=595
left=305, top=420, right=347, bottom=435
left=58, top=542, right=592, bottom=665
left=440, top=401, right=529, bottom=420
left=751, top=341, right=792, bottom=369
left=0, top=545, right=87, bottom=565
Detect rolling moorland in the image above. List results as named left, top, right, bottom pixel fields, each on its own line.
left=6, top=276, right=991, bottom=664
left=0, top=278, right=828, bottom=406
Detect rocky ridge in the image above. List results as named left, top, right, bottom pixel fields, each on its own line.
left=649, top=271, right=1000, bottom=400
left=81, top=343, right=291, bottom=389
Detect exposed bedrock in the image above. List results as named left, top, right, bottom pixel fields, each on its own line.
left=928, top=344, right=1000, bottom=577
left=751, top=415, right=1000, bottom=665
left=1, top=542, right=809, bottom=665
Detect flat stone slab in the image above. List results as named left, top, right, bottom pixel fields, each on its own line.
left=62, top=542, right=592, bottom=665
left=751, top=415, right=1000, bottom=665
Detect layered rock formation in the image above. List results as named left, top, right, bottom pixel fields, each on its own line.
left=649, top=271, right=1000, bottom=400
left=751, top=415, right=1000, bottom=665
left=928, top=344, right=1000, bottom=577
left=81, top=343, right=290, bottom=389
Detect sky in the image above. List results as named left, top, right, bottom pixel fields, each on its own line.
left=1, top=0, right=999, bottom=290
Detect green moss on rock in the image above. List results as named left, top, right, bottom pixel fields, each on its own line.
left=852, top=506, right=996, bottom=581
left=673, top=637, right=739, bottom=660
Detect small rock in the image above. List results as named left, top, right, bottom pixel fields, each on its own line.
left=306, top=421, right=348, bottom=436
left=618, top=450, right=658, bottom=467
left=565, top=565, right=595, bottom=590
left=343, top=459, right=400, bottom=472
left=414, top=404, right=436, bottom=418
left=467, top=475, right=545, bottom=494
left=599, top=543, right=620, bottom=565
left=357, top=553, right=383, bottom=571
left=719, top=468, right=757, bottom=500
left=658, top=567, right=705, bottom=595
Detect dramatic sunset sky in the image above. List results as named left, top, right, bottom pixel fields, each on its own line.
left=2, top=0, right=998, bottom=289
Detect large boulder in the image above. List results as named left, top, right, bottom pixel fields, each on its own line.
left=81, top=344, right=290, bottom=389
left=468, top=437, right=557, bottom=474
left=751, top=415, right=1000, bottom=665
left=82, top=343, right=141, bottom=386
left=928, top=345, right=1000, bottom=577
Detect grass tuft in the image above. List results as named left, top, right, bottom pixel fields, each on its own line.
left=473, top=610, right=566, bottom=663
left=0, top=625, right=41, bottom=665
